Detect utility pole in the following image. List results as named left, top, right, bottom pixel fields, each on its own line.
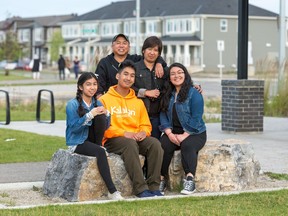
left=135, top=0, right=140, bottom=54
left=278, top=0, right=286, bottom=90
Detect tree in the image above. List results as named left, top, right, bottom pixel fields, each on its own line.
left=49, top=30, right=64, bottom=63
left=0, top=30, right=22, bottom=75
left=0, top=30, right=22, bottom=61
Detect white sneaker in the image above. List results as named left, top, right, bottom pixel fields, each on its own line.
left=108, top=191, right=124, bottom=200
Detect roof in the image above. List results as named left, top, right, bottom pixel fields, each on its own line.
left=65, top=0, right=277, bottom=22
left=0, top=14, right=77, bottom=30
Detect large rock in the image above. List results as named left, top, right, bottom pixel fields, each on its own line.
left=168, top=139, right=261, bottom=192
left=43, top=149, right=144, bottom=201
left=43, top=139, right=261, bottom=201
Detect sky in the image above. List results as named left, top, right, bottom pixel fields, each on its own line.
left=0, top=0, right=286, bottom=21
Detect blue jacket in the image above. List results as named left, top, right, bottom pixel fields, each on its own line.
left=159, top=87, right=206, bottom=135
left=66, top=98, right=110, bottom=146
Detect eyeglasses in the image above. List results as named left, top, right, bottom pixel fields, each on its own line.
left=170, top=71, right=184, bottom=77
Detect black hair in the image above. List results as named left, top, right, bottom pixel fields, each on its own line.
left=76, top=72, right=98, bottom=117
left=141, top=36, right=163, bottom=55
left=118, top=59, right=136, bottom=74
left=160, top=62, right=193, bottom=112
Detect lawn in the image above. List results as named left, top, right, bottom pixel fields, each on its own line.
left=1, top=189, right=288, bottom=215
left=0, top=128, right=65, bottom=163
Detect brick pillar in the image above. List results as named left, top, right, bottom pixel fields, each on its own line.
left=221, top=80, right=264, bottom=132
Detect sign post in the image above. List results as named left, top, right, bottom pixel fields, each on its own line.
left=217, top=40, right=225, bottom=79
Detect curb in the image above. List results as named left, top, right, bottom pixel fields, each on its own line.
left=1, top=186, right=287, bottom=210
left=0, top=181, right=43, bottom=191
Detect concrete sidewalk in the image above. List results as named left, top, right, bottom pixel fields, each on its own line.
left=0, top=117, right=287, bottom=185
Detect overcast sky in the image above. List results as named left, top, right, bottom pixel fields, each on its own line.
left=0, top=0, right=285, bottom=21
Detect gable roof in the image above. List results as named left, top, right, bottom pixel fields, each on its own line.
left=0, top=14, right=77, bottom=30
left=65, top=0, right=277, bottom=22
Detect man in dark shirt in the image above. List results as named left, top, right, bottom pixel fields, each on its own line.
left=95, top=34, right=166, bottom=98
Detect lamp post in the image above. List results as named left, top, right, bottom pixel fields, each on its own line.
left=278, top=0, right=286, bottom=91
left=135, top=0, right=140, bottom=54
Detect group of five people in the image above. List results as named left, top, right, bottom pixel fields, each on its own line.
left=65, top=34, right=207, bottom=200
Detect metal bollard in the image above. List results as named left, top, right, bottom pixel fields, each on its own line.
left=0, top=90, right=10, bottom=125
left=36, top=89, right=55, bottom=124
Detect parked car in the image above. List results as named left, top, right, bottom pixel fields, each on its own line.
left=0, top=60, right=7, bottom=69
left=0, top=60, right=17, bottom=70
left=15, top=59, right=31, bottom=71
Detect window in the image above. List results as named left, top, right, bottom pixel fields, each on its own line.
left=124, top=22, right=130, bottom=34
left=166, top=19, right=193, bottom=34
left=220, top=19, right=228, bottom=32
left=195, top=18, right=200, bottom=31
left=146, top=21, right=158, bottom=34
left=101, top=23, right=121, bottom=36
left=35, top=28, right=43, bottom=41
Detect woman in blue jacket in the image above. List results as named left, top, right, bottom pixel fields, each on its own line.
left=158, top=63, right=207, bottom=195
left=66, top=72, right=123, bottom=200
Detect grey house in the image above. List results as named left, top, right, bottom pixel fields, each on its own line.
left=0, top=14, right=76, bottom=64
left=59, top=0, right=281, bottom=73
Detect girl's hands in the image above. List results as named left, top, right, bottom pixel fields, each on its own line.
left=91, top=106, right=107, bottom=116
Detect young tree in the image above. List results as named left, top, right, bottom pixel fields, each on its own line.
left=0, top=30, right=22, bottom=61
left=0, top=30, right=22, bottom=75
left=49, top=30, right=65, bottom=63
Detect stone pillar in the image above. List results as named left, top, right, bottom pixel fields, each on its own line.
left=221, top=80, right=264, bottom=132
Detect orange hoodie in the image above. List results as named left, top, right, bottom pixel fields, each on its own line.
left=99, top=85, right=152, bottom=144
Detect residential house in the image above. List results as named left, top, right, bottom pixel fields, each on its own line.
left=0, top=14, right=76, bottom=65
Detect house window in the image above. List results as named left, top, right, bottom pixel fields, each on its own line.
left=220, top=19, right=228, bottom=32
left=195, top=18, right=200, bottom=31
left=146, top=21, right=157, bottom=34
left=166, top=19, right=193, bottom=34
left=124, top=22, right=130, bottom=34
left=130, top=21, right=136, bottom=34
left=35, top=28, right=43, bottom=41
left=101, top=23, right=120, bottom=36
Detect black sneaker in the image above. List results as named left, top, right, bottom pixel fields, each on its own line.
left=180, top=179, right=196, bottom=195
left=159, top=179, right=167, bottom=195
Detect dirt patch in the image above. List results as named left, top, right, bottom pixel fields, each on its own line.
left=1, top=174, right=288, bottom=209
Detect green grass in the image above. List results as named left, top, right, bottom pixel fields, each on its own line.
left=0, top=128, right=65, bottom=163
left=265, top=172, right=288, bottom=181
left=0, top=70, right=31, bottom=81
left=1, top=189, right=288, bottom=215
left=0, top=102, right=66, bottom=121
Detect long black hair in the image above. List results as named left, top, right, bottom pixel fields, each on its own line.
left=160, top=62, right=193, bottom=112
left=76, top=72, right=98, bottom=117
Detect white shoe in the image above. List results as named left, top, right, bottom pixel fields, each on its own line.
left=108, top=191, right=124, bottom=200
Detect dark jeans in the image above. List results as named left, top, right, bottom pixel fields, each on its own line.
left=59, top=69, right=65, bottom=80
left=160, top=131, right=207, bottom=177
left=74, top=114, right=117, bottom=194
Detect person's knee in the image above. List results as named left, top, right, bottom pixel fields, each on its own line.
left=96, top=146, right=107, bottom=158
left=123, top=139, right=139, bottom=154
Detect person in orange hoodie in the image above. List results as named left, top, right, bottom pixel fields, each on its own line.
left=99, top=60, right=163, bottom=198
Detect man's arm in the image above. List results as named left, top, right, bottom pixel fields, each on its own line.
left=95, top=58, right=108, bottom=97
